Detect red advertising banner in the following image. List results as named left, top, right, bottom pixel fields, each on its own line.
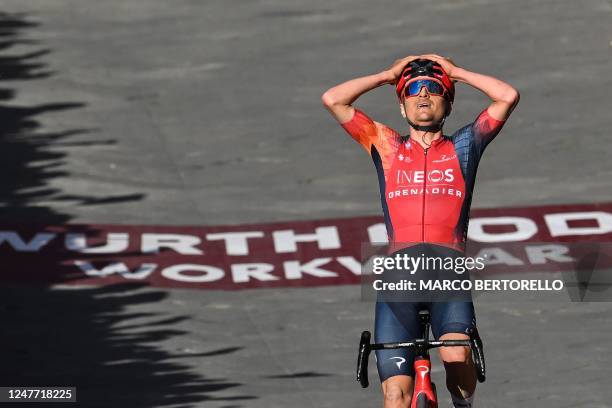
left=1, top=202, right=611, bottom=290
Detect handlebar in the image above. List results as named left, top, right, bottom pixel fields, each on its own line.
left=371, top=339, right=471, bottom=350
left=357, top=332, right=371, bottom=388
left=357, top=330, right=486, bottom=388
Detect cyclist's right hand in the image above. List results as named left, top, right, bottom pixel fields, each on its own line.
left=385, top=55, right=420, bottom=85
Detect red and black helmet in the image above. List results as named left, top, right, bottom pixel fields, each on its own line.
left=395, top=59, right=455, bottom=104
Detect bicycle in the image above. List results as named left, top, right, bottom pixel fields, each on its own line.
left=356, top=309, right=486, bottom=408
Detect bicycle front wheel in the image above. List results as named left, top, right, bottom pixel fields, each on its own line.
left=415, top=393, right=430, bottom=408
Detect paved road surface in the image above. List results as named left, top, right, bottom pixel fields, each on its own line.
left=1, top=1, right=611, bottom=407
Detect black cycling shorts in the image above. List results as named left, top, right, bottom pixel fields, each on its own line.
left=374, top=243, right=476, bottom=382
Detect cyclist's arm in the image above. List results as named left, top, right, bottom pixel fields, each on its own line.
left=451, top=67, right=520, bottom=121
left=321, top=70, right=394, bottom=124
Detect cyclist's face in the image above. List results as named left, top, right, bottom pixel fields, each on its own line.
left=400, top=79, right=448, bottom=124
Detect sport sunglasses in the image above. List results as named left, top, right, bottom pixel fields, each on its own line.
left=403, top=79, right=447, bottom=98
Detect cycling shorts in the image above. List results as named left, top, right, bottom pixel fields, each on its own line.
left=374, top=243, right=476, bottom=382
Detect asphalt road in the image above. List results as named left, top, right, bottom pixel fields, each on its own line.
left=1, top=0, right=611, bottom=407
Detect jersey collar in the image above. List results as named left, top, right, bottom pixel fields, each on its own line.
left=407, top=135, right=446, bottom=150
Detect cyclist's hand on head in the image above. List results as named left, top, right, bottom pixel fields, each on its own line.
left=420, top=54, right=459, bottom=80
left=386, top=55, right=420, bottom=85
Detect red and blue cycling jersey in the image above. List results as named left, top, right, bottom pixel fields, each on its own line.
left=341, top=108, right=506, bottom=253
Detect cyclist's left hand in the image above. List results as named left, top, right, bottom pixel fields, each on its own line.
left=420, top=54, right=459, bottom=80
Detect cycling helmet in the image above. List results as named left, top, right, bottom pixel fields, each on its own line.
left=395, top=59, right=455, bottom=104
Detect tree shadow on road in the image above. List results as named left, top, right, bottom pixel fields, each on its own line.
left=0, top=283, right=255, bottom=407
left=0, top=12, right=253, bottom=407
left=0, top=11, right=145, bottom=224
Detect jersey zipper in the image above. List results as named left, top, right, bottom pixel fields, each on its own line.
left=422, top=147, right=429, bottom=242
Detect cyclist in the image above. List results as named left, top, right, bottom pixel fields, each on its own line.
left=321, top=54, right=519, bottom=408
